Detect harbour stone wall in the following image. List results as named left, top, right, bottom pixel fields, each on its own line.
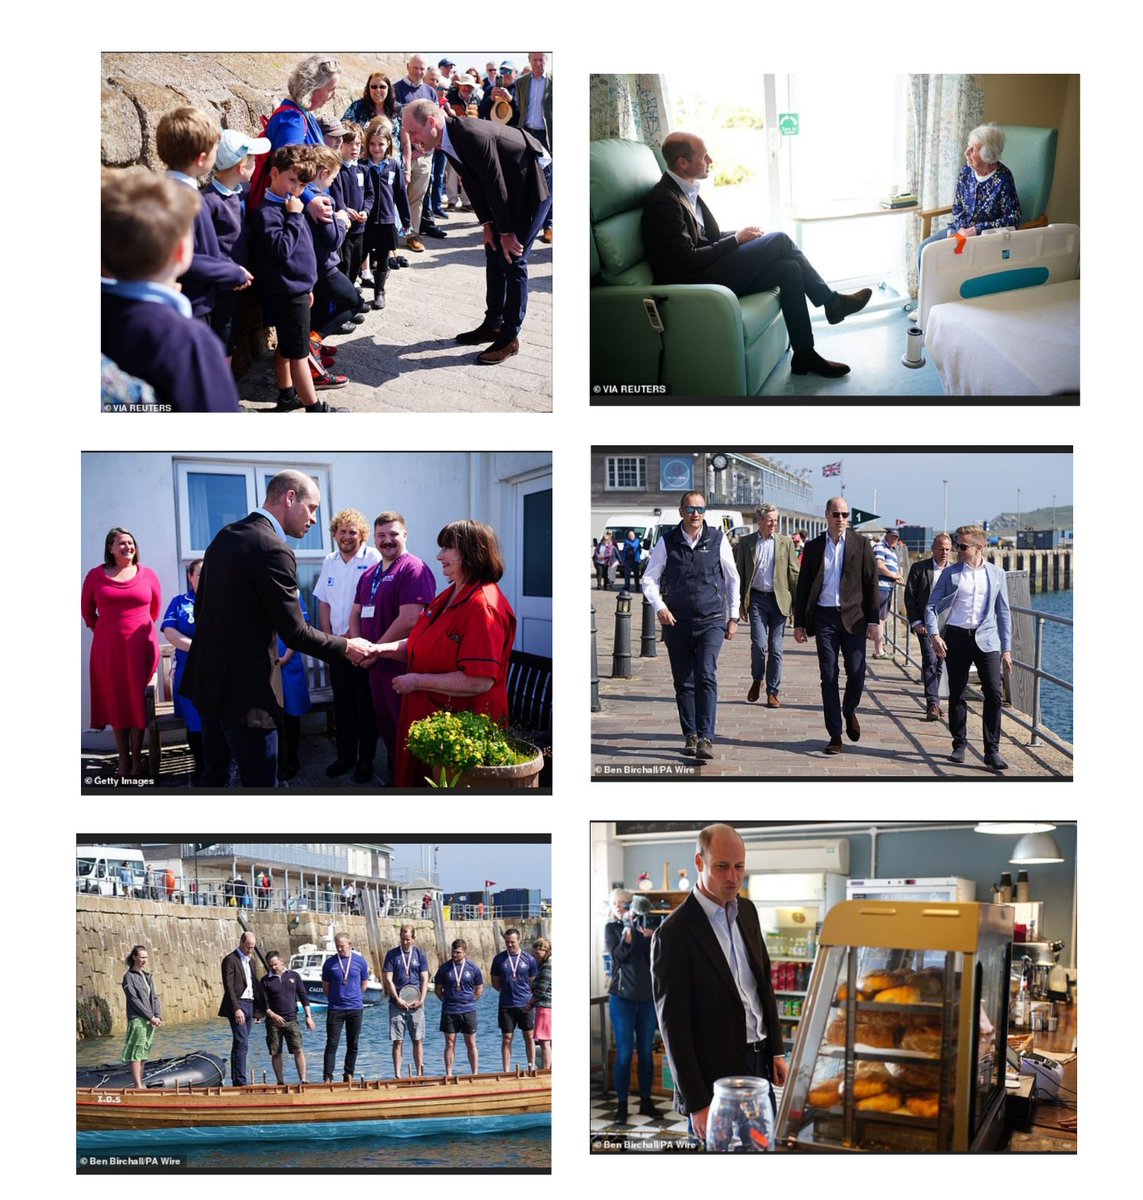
left=101, top=53, right=413, bottom=172
left=77, top=894, right=548, bottom=1040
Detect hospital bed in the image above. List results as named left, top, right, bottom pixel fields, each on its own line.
left=917, top=223, right=1079, bottom=396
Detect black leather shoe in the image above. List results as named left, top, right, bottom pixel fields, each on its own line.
left=985, top=751, right=1009, bottom=771
left=638, top=1096, right=660, bottom=1118
left=824, top=287, right=872, bottom=325
left=948, top=744, right=967, bottom=764
left=791, top=350, right=850, bottom=378
left=326, top=758, right=354, bottom=777
left=682, top=734, right=698, bottom=757
left=354, top=762, right=373, bottom=784
left=421, top=223, right=447, bottom=239
left=824, top=736, right=843, bottom=755
left=455, top=322, right=502, bottom=345
left=845, top=712, right=861, bottom=742
left=615, top=1101, right=629, bottom=1124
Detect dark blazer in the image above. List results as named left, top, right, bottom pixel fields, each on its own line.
left=441, top=114, right=549, bottom=239
left=218, top=948, right=266, bottom=1019
left=793, top=531, right=880, bottom=636
left=181, top=512, right=347, bottom=728
left=641, top=173, right=739, bottom=284
left=904, top=556, right=944, bottom=627
left=650, top=891, right=782, bottom=1116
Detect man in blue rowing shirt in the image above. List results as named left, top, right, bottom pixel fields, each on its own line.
left=383, top=923, right=431, bottom=1077
left=321, top=931, right=369, bottom=1082
left=433, top=938, right=484, bottom=1076
left=262, top=950, right=315, bottom=1083
left=491, top=927, right=539, bottom=1070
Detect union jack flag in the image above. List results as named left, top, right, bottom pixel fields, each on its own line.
left=822, top=461, right=842, bottom=477
left=896, top=519, right=907, bottom=526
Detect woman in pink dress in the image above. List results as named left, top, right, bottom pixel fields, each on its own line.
left=81, top=528, right=162, bottom=780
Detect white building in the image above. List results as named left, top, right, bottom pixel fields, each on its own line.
left=81, top=451, right=552, bottom=748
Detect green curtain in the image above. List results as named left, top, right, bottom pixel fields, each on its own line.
left=905, top=74, right=984, bottom=296
left=589, top=74, right=670, bottom=144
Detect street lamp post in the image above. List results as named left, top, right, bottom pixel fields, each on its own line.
left=942, top=479, right=949, bottom=536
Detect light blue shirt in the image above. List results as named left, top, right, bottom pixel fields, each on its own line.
left=524, top=74, right=546, bottom=129
left=819, top=532, right=846, bottom=608
left=100, top=277, right=192, bottom=319
left=691, top=885, right=767, bottom=1043
left=251, top=506, right=286, bottom=543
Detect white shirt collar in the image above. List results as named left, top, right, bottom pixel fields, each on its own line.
left=666, top=168, right=701, bottom=209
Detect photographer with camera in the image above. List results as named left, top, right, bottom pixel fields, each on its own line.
left=604, top=888, right=661, bottom=1124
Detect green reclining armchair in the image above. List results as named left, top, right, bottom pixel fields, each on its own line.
left=590, top=138, right=789, bottom=397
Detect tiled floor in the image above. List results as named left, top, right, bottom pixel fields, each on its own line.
left=589, top=1078, right=691, bottom=1137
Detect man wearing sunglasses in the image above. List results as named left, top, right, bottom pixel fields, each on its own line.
left=924, top=525, right=1012, bottom=771
left=793, top=498, right=880, bottom=754
left=642, top=492, right=740, bottom=761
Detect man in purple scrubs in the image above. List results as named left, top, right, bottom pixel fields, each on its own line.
left=491, top=927, right=538, bottom=1070
left=349, top=511, right=437, bottom=783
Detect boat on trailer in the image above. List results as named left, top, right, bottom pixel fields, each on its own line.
left=77, top=1066, right=551, bottom=1147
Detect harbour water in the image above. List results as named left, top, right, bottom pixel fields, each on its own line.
left=1028, top=589, right=1073, bottom=743
left=76, top=989, right=550, bottom=1170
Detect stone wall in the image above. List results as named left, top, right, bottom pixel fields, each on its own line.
left=101, top=53, right=413, bottom=171
left=77, top=894, right=548, bottom=1039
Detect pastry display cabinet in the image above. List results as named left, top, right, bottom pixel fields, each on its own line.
left=776, top=901, right=1013, bottom=1152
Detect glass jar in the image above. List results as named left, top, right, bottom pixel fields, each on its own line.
left=706, top=1076, right=775, bottom=1152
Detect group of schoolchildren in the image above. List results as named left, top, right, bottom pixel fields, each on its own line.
left=101, top=105, right=412, bottom=414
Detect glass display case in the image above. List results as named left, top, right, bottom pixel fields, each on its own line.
left=776, top=900, right=1013, bottom=1152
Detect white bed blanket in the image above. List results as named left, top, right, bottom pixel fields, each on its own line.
left=926, top=279, right=1079, bottom=396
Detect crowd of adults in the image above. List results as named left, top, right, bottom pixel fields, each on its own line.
left=83, top=475, right=517, bottom=787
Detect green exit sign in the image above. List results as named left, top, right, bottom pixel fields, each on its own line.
left=779, top=112, right=800, bottom=136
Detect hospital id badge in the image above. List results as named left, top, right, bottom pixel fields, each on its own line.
left=361, top=606, right=376, bottom=618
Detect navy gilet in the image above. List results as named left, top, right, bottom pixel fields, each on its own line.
left=662, top=523, right=726, bottom=624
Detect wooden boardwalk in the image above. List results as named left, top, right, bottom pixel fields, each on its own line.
left=590, top=594, right=1072, bottom=780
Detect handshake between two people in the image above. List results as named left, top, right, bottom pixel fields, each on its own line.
left=342, top=638, right=403, bottom=669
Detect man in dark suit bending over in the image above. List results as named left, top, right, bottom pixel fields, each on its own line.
left=793, top=497, right=880, bottom=754
left=402, top=99, right=552, bottom=366
left=651, top=823, right=785, bottom=1141
left=642, top=131, right=871, bottom=379
left=181, top=469, right=374, bottom=787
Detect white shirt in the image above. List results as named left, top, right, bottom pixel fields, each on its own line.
left=641, top=523, right=739, bottom=621
left=819, top=532, right=846, bottom=608
left=751, top=535, right=776, bottom=592
left=313, top=544, right=382, bottom=635
left=948, top=562, right=989, bottom=629
left=666, top=169, right=705, bottom=235
left=238, top=948, right=254, bottom=1000
left=691, top=885, right=767, bottom=1044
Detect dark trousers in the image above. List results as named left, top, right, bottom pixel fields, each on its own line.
left=483, top=193, right=553, bottom=338
left=694, top=231, right=834, bottom=354
left=330, top=654, right=377, bottom=768
left=748, top=588, right=787, bottom=695
left=324, top=1007, right=364, bottom=1080
left=228, top=998, right=254, bottom=1085
left=622, top=558, right=637, bottom=592
left=917, top=628, right=943, bottom=706
left=312, top=268, right=365, bottom=338
left=609, top=994, right=656, bottom=1101
left=813, top=607, right=867, bottom=738
left=202, top=719, right=277, bottom=788
left=339, top=232, right=365, bottom=284
left=663, top=618, right=725, bottom=739
left=594, top=561, right=611, bottom=589
left=429, top=148, right=447, bottom=213
left=944, top=625, right=1004, bottom=752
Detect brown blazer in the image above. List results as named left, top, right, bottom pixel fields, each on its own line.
left=218, top=948, right=266, bottom=1019
left=793, top=530, right=880, bottom=635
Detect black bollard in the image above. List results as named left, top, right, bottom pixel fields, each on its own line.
left=640, top=592, right=658, bottom=657
left=591, top=605, right=602, bottom=712
left=611, top=591, right=633, bottom=678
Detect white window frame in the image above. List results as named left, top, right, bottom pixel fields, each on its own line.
left=174, top=459, right=332, bottom=561
left=606, top=456, right=647, bottom=491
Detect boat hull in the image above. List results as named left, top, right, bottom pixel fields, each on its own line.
left=77, top=1070, right=551, bottom=1143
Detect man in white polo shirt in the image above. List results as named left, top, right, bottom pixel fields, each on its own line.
left=314, top=508, right=381, bottom=783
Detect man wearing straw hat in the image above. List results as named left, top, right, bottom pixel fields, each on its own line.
left=382, top=924, right=430, bottom=1077
left=402, top=98, right=551, bottom=366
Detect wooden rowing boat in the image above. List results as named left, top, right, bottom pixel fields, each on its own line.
left=77, top=1067, right=551, bottom=1134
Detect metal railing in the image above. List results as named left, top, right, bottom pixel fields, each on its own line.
left=885, top=588, right=1072, bottom=759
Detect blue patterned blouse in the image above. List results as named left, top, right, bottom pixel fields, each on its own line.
left=951, top=162, right=1022, bottom=233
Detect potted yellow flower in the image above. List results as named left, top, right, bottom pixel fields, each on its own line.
left=405, top=710, right=544, bottom=789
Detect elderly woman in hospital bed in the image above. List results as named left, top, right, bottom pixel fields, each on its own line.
left=917, top=123, right=1022, bottom=266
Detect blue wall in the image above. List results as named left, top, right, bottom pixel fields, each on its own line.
left=619, top=824, right=1076, bottom=950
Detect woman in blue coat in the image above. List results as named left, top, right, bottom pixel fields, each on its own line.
left=160, top=559, right=204, bottom=780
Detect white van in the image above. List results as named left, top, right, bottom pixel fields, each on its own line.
left=76, top=846, right=145, bottom=896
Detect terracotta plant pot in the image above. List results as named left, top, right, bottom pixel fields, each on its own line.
left=456, top=745, right=544, bottom=789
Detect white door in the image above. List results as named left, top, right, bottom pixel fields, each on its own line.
left=513, top=474, right=552, bottom=655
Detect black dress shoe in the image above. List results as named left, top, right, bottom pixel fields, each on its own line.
left=824, top=287, right=873, bottom=324
left=845, top=712, right=861, bottom=742
left=791, top=350, right=850, bottom=378
left=455, top=322, right=502, bottom=345
left=354, top=762, right=373, bottom=784
left=747, top=680, right=761, bottom=703
left=824, top=736, right=843, bottom=755
left=421, top=223, right=447, bottom=239
left=985, top=751, right=1009, bottom=771
left=638, top=1096, right=660, bottom=1118
left=615, top=1100, right=629, bottom=1124
left=326, top=758, right=354, bottom=777
left=948, top=744, right=967, bottom=764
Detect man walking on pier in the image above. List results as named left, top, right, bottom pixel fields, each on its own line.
left=218, top=931, right=266, bottom=1087
left=904, top=533, right=953, bottom=720
left=383, top=924, right=430, bottom=1077
left=793, top=498, right=880, bottom=755
left=735, top=503, right=799, bottom=708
